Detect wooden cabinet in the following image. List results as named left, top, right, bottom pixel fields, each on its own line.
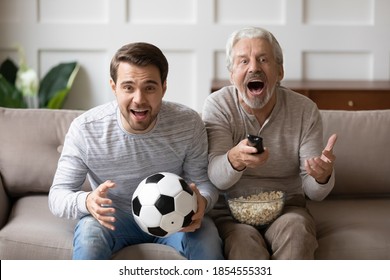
left=211, top=79, right=390, bottom=110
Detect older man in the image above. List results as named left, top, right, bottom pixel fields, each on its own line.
left=202, top=27, right=337, bottom=259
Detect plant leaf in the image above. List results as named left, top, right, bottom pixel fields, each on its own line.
left=46, top=88, right=68, bottom=109
left=39, top=62, right=80, bottom=109
left=0, top=74, right=27, bottom=108
left=0, top=58, right=18, bottom=85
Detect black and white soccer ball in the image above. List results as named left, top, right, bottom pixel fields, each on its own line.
left=132, top=172, right=198, bottom=237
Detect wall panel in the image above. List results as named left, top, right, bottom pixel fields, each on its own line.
left=304, top=0, right=374, bottom=25
left=128, top=0, right=196, bottom=24
left=39, top=0, right=109, bottom=23
left=214, top=50, right=228, bottom=80
left=0, top=0, right=389, bottom=111
left=303, top=52, right=373, bottom=80
left=39, top=50, right=110, bottom=109
left=215, top=0, right=285, bottom=25
left=0, top=0, right=23, bottom=22
left=163, top=51, right=196, bottom=107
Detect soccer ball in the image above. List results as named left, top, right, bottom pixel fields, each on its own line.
left=132, top=172, right=198, bottom=237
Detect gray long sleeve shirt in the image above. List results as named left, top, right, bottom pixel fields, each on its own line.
left=202, top=85, right=334, bottom=203
left=49, top=100, right=218, bottom=219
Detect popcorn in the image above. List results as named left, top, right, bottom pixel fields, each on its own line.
left=227, top=191, right=284, bottom=226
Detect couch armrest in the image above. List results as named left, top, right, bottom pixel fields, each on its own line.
left=0, top=174, right=11, bottom=228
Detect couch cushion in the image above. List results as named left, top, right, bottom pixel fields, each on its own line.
left=0, top=195, right=76, bottom=259
left=0, top=174, right=10, bottom=228
left=308, top=199, right=390, bottom=259
left=320, top=110, right=390, bottom=197
left=0, top=108, right=83, bottom=196
left=0, top=195, right=187, bottom=260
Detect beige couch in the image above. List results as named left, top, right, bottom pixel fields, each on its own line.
left=0, top=107, right=389, bottom=260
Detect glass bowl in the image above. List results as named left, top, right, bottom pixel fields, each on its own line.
left=225, top=187, right=285, bottom=227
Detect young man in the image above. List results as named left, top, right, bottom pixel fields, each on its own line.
left=49, top=42, right=223, bottom=260
left=202, top=27, right=337, bottom=259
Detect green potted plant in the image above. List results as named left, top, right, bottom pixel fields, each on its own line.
left=0, top=49, right=79, bottom=109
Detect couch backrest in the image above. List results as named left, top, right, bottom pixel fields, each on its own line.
left=1, top=107, right=389, bottom=198
left=320, top=110, right=390, bottom=197
left=0, top=107, right=84, bottom=197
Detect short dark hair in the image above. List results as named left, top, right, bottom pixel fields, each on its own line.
left=110, top=42, right=169, bottom=84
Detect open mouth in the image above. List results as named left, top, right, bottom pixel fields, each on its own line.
left=247, top=81, right=265, bottom=94
left=131, top=109, right=148, bottom=120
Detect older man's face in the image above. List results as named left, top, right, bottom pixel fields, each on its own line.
left=230, top=37, right=284, bottom=110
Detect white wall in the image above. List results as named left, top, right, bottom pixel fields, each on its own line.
left=1, top=0, right=389, bottom=112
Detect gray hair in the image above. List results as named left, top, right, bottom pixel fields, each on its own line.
left=226, top=27, right=284, bottom=71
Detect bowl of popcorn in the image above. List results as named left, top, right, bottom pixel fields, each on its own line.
left=225, top=188, right=285, bottom=227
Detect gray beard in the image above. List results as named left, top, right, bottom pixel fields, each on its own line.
left=240, top=84, right=276, bottom=109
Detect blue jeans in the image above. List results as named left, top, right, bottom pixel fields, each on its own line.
left=73, top=209, right=224, bottom=260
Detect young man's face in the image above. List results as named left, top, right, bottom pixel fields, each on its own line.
left=230, top=37, right=284, bottom=110
left=110, top=62, right=166, bottom=134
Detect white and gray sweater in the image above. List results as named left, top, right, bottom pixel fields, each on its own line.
left=49, top=100, right=218, bottom=219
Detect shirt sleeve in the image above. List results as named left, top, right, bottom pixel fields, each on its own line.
left=299, top=107, right=335, bottom=201
left=182, top=113, right=219, bottom=212
left=303, top=171, right=335, bottom=201
left=48, top=120, right=91, bottom=219
left=202, top=95, right=244, bottom=190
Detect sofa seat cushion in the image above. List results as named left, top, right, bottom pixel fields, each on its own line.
left=308, top=199, right=390, bottom=260
left=0, top=195, right=76, bottom=259
left=0, top=195, right=186, bottom=260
